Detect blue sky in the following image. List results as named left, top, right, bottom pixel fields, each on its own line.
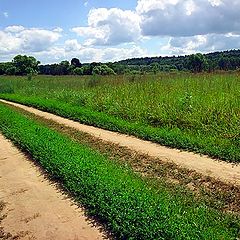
left=1, top=0, right=240, bottom=64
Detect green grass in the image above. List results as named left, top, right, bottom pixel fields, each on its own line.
left=0, top=72, right=239, bottom=162
left=0, top=103, right=239, bottom=239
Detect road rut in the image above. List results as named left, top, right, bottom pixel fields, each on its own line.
left=0, top=133, right=104, bottom=240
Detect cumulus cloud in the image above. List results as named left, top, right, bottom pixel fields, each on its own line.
left=0, top=26, right=61, bottom=55
left=64, top=39, right=82, bottom=52
left=137, top=0, right=240, bottom=37
left=162, top=33, right=240, bottom=55
left=35, top=44, right=146, bottom=64
left=70, top=0, right=240, bottom=54
left=0, top=26, right=146, bottom=64
left=2, top=0, right=240, bottom=64
left=0, top=31, right=22, bottom=54
left=17, top=29, right=61, bottom=52
left=72, top=8, right=141, bottom=46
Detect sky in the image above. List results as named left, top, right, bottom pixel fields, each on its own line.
left=1, top=0, right=240, bottom=64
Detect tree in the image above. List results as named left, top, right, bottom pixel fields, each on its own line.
left=218, top=57, right=230, bottom=70
left=60, top=60, right=70, bottom=67
left=13, top=55, right=40, bottom=75
left=187, top=53, right=208, bottom=73
left=67, top=65, right=76, bottom=75
left=150, top=62, right=160, bottom=74
left=5, top=66, right=17, bottom=75
left=71, top=58, right=82, bottom=68
left=92, top=64, right=116, bottom=75
left=59, top=60, right=70, bottom=75
left=81, top=65, right=92, bottom=75
left=73, top=67, right=84, bottom=75
left=90, top=62, right=101, bottom=73
left=110, top=63, right=126, bottom=74
left=0, top=62, right=13, bottom=75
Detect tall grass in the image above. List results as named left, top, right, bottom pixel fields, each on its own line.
left=0, top=72, right=239, bottom=161
left=0, top=103, right=239, bottom=240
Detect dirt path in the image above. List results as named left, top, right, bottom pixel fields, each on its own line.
left=0, top=134, right=104, bottom=240
left=1, top=99, right=240, bottom=186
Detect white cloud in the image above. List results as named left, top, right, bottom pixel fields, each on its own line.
left=71, top=0, right=240, bottom=51
left=72, top=26, right=107, bottom=46
left=137, top=0, right=240, bottom=37
left=162, top=33, right=240, bottom=55
left=5, top=25, right=25, bottom=33
left=64, top=39, right=82, bottom=52
left=72, top=8, right=141, bottom=46
left=17, top=29, right=61, bottom=52
left=53, top=27, right=63, bottom=33
left=0, top=26, right=146, bottom=64
left=1, top=0, right=240, bottom=64
left=3, top=12, right=8, bottom=18
left=136, top=0, right=180, bottom=13
left=0, top=26, right=62, bottom=55
left=209, top=0, right=223, bottom=7
left=0, top=31, right=22, bottom=54
left=41, top=44, right=146, bottom=64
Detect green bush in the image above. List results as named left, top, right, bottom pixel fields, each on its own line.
left=92, top=64, right=116, bottom=75
left=73, top=67, right=84, bottom=75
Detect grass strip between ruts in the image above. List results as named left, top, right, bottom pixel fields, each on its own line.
left=0, top=102, right=239, bottom=239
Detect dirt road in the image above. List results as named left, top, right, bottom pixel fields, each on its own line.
left=0, top=134, right=104, bottom=240
left=1, top=99, right=239, bottom=186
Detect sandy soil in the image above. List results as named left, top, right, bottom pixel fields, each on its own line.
left=0, top=134, right=104, bottom=240
left=1, top=99, right=239, bottom=186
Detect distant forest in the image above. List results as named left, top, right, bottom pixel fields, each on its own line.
left=117, top=49, right=240, bottom=73
left=1, top=49, right=240, bottom=76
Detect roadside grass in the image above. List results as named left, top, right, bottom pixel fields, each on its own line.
left=0, top=72, right=239, bottom=162
left=36, top=120, right=240, bottom=214
left=0, top=103, right=239, bottom=239
left=6, top=103, right=240, bottom=214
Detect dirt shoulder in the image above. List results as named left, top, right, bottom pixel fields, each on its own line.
left=0, top=134, right=104, bottom=240
left=1, top=99, right=239, bottom=186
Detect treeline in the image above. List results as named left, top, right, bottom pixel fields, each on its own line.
left=0, top=49, right=240, bottom=76
left=39, top=58, right=116, bottom=76
left=0, top=56, right=116, bottom=76
left=38, top=49, right=240, bottom=75
left=118, top=49, right=240, bottom=73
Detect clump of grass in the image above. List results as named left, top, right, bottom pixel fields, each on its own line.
left=0, top=82, right=14, bottom=94
left=0, top=103, right=239, bottom=240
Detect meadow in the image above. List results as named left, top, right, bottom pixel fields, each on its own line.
left=0, top=102, right=239, bottom=239
left=0, top=72, right=239, bottom=161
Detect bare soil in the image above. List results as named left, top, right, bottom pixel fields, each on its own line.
left=1, top=99, right=239, bottom=186
left=0, top=134, right=104, bottom=240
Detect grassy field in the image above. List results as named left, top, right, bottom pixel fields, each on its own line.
left=0, top=72, right=239, bottom=161
left=0, top=102, right=239, bottom=239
